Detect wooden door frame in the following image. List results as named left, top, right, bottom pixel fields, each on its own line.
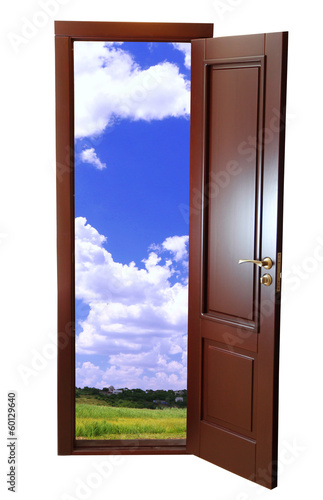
left=55, top=20, right=213, bottom=456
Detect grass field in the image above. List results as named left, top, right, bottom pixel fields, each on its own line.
left=75, top=401, right=187, bottom=440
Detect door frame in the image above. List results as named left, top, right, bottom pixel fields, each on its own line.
left=55, top=20, right=213, bottom=456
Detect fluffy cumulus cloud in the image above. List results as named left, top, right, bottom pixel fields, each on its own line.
left=76, top=361, right=144, bottom=390
left=75, top=217, right=189, bottom=390
left=74, top=42, right=190, bottom=138
left=80, top=148, right=106, bottom=170
left=162, top=235, right=189, bottom=262
left=172, top=43, right=191, bottom=69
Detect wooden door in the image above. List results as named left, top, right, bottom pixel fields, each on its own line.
left=187, top=32, right=288, bottom=489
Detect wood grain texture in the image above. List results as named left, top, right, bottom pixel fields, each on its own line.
left=56, top=35, right=75, bottom=455
left=207, top=65, right=260, bottom=321
left=255, top=32, right=288, bottom=489
left=55, top=21, right=213, bottom=41
left=55, top=21, right=214, bottom=457
left=199, top=421, right=256, bottom=480
left=186, top=38, right=206, bottom=457
left=187, top=32, right=288, bottom=488
left=203, top=344, right=254, bottom=431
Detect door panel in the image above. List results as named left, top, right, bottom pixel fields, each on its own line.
left=202, top=342, right=254, bottom=431
left=187, top=33, right=288, bottom=489
left=207, top=64, right=262, bottom=323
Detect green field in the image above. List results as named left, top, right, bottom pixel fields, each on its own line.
left=76, top=401, right=187, bottom=440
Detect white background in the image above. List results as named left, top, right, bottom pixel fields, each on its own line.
left=1, top=0, right=322, bottom=499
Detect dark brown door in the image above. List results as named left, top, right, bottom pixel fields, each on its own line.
left=187, top=33, right=288, bottom=489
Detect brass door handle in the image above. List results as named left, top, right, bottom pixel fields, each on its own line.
left=238, top=257, right=273, bottom=269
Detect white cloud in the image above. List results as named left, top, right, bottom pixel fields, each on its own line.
left=74, top=42, right=190, bottom=138
left=76, top=361, right=103, bottom=387
left=75, top=216, right=106, bottom=246
left=162, top=235, right=189, bottom=262
left=80, top=148, right=106, bottom=170
left=75, top=217, right=188, bottom=389
left=76, top=354, right=187, bottom=391
left=75, top=219, right=175, bottom=305
left=76, top=361, right=144, bottom=390
left=172, top=43, right=191, bottom=69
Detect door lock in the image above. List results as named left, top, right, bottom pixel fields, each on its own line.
left=260, top=273, right=272, bottom=286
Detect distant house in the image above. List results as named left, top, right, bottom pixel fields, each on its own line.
left=112, top=389, right=123, bottom=395
left=175, top=397, right=183, bottom=403
left=108, top=385, right=115, bottom=392
left=175, top=390, right=184, bottom=395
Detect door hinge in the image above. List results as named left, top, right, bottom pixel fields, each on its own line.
left=276, top=252, right=282, bottom=292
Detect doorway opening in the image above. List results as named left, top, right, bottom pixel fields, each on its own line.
left=74, top=41, right=191, bottom=441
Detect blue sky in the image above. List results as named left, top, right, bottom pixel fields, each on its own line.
left=74, top=41, right=190, bottom=390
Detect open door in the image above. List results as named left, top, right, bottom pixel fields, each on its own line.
left=187, top=33, right=288, bottom=489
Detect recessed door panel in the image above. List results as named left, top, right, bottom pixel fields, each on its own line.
left=202, top=342, right=254, bottom=432
left=206, top=64, right=262, bottom=324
